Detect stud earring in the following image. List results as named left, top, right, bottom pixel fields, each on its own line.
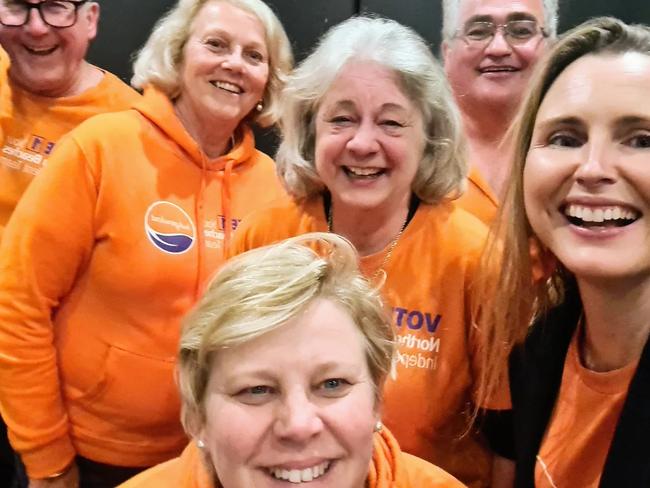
left=255, top=101, right=264, bottom=112
left=197, top=439, right=205, bottom=449
left=373, top=421, right=383, bottom=433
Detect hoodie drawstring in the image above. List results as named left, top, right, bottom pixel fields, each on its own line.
left=193, top=154, right=208, bottom=300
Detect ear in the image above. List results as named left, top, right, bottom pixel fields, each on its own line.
left=441, top=40, right=450, bottom=67
left=84, top=2, right=100, bottom=42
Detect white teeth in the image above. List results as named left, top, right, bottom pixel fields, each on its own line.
left=564, top=204, right=639, bottom=223
left=213, top=81, right=242, bottom=94
left=269, top=461, right=330, bottom=483
left=593, top=208, right=604, bottom=223
left=300, top=469, right=313, bottom=482
left=346, top=166, right=382, bottom=176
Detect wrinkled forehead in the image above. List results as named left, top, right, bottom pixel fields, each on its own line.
left=457, top=0, right=545, bottom=25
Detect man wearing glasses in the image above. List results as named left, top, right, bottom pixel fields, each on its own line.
left=0, top=0, right=138, bottom=238
left=441, top=0, right=557, bottom=223
left=0, top=1, right=138, bottom=486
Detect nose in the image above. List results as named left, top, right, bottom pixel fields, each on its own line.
left=575, top=140, right=616, bottom=188
left=24, top=7, right=50, bottom=36
left=346, top=120, right=380, bottom=157
left=221, top=47, right=245, bottom=73
left=273, top=390, right=323, bottom=443
left=484, top=29, right=512, bottom=56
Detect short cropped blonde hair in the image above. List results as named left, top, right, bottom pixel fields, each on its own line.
left=131, top=0, right=293, bottom=127
left=178, top=232, right=395, bottom=434
left=276, top=16, right=466, bottom=203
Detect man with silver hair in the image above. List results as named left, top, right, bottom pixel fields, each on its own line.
left=441, top=0, right=558, bottom=223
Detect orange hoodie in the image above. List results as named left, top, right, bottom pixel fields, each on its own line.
left=0, top=86, right=285, bottom=479
left=119, top=428, right=466, bottom=488
left=0, top=68, right=139, bottom=239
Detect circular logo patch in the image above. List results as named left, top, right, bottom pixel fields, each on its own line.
left=144, top=201, right=195, bottom=254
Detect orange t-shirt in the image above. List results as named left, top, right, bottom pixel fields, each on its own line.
left=0, top=69, right=140, bottom=239
left=119, top=428, right=466, bottom=488
left=230, top=195, right=506, bottom=488
left=456, top=167, right=498, bottom=225
left=534, top=330, right=638, bottom=488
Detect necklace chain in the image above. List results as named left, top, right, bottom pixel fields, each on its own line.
left=327, top=207, right=408, bottom=280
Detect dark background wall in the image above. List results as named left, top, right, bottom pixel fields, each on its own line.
left=89, top=0, right=650, bottom=83
left=87, top=0, right=650, bottom=154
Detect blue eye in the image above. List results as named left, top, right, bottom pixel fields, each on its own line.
left=323, top=378, right=343, bottom=389
left=235, top=385, right=275, bottom=405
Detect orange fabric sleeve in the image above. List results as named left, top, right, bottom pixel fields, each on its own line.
left=0, top=135, right=97, bottom=478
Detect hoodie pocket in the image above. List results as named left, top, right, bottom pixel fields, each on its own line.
left=67, top=344, right=181, bottom=432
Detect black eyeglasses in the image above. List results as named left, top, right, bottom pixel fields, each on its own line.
left=0, top=0, right=89, bottom=28
left=457, top=19, right=548, bottom=47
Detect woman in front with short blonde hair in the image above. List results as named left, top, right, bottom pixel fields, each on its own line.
left=121, top=233, right=464, bottom=487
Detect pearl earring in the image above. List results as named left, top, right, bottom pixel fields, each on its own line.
left=197, top=439, right=205, bottom=448
left=255, top=101, right=263, bottom=112
left=374, top=421, right=383, bottom=433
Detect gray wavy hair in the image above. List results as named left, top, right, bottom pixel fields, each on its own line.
left=276, top=15, right=467, bottom=203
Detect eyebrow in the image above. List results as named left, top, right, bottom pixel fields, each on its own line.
left=327, top=100, right=410, bottom=114
left=203, top=29, right=267, bottom=50
left=464, top=12, right=538, bottom=25
left=615, top=115, right=650, bottom=126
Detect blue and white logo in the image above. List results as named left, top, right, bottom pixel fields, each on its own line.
left=144, top=201, right=196, bottom=254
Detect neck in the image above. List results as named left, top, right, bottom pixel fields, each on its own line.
left=174, top=96, right=237, bottom=158
left=577, top=277, right=650, bottom=371
left=460, top=108, right=515, bottom=198
left=329, top=194, right=410, bottom=256
left=15, top=61, right=103, bottom=98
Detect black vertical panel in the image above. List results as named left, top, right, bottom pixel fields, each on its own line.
left=87, top=0, right=356, bottom=83
left=359, top=0, right=442, bottom=52
left=558, top=0, right=650, bottom=32
left=87, top=0, right=176, bottom=83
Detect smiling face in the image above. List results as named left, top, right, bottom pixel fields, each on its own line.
left=314, top=61, right=425, bottom=214
left=198, top=298, right=377, bottom=488
left=524, top=52, right=650, bottom=284
left=0, top=0, right=98, bottom=97
left=175, top=1, right=269, bottom=129
left=443, top=0, right=547, bottom=113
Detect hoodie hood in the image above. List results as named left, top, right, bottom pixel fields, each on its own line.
left=133, top=85, right=260, bottom=293
left=133, top=85, right=256, bottom=172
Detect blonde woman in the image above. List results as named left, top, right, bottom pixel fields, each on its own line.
left=0, top=0, right=292, bottom=486
left=121, top=233, right=464, bottom=488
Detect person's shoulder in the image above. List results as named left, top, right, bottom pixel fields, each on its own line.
left=418, top=201, right=489, bottom=253
left=231, top=195, right=318, bottom=255
left=118, top=457, right=185, bottom=488
left=65, top=107, right=142, bottom=142
left=94, top=69, right=141, bottom=104
left=397, top=452, right=467, bottom=487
